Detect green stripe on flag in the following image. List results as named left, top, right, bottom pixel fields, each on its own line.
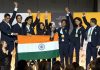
left=18, top=50, right=59, bottom=60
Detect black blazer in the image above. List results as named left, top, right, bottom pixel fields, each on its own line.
left=45, top=19, right=51, bottom=35
left=0, top=11, right=17, bottom=42
left=56, top=14, right=70, bottom=44
left=68, top=13, right=85, bottom=47
left=0, top=49, right=9, bottom=66
left=57, top=27, right=70, bottom=44
left=82, top=16, right=100, bottom=46
left=25, top=17, right=40, bottom=35
left=36, top=20, right=46, bottom=35
left=12, top=23, right=26, bottom=35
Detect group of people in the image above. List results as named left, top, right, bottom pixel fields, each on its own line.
left=59, top=8, right=100, bottom=70
left=0, top=1, right=100, bottom=70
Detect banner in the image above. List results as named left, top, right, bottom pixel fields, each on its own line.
left=17, top=34, right=59, bottom=60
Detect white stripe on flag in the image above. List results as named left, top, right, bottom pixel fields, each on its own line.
left=18, top=41, right=59, bottom=53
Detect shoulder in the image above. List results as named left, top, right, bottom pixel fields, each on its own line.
left=0, top=21, right=6, bottom=26
left=13, top=23, right=18, bottom=26
left=64, top=27, right=69, bottom=30
left=95, top=26, right=100, bottom=29
left=0, top=21, right=5, bottom=24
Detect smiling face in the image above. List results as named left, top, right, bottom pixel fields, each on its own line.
left=61, top=20, right=66, bottom=27
left=4, top=16, right=10, bottom=23
left=26, top=18, right=33, bottom=25
left=25, top=16, right=33, bottom=25
left=74, top=17, right=82, bottom=27
left=90, top=18, right=97, bottom=27
left=40, top=23, right=45, bottom=30
left=16, top=15, right=22, bottom=23
left=75, top=19, right=80, bottom=26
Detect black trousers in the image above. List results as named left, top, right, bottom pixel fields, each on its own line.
left=59, top=42, right=69, bottom=67
left=69, top=42, right=80, bottom=64
left=86, top=42, right=97, bottom=70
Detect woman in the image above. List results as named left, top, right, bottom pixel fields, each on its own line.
left=23, top=10, right=40, bottom=35
left=0, top=41, right=10, bottom=70
left=65, top=8, right=85, bottom=64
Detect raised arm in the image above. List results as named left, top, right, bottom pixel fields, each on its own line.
left=82, top=12, right=90, bottom=27
left=9, top=2, right=18, bottom=24
left=44, top=11, right=49, bottom=30
left=33, top=13, right=40, bottom=28
left=27, top=9, right=40, bottom=28
left=65, top=8, right=76, bottom=28
left=36, top=11, right=41, bottom=28
left=64, top=8, right=70, bottom=32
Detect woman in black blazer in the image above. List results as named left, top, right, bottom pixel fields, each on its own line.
left=65, top=8, right=85, bottom=64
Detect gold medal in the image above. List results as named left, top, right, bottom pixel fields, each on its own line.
left=61, top=35, right=64, bottom=38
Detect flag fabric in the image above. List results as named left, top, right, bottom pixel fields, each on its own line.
left=17, top=34, right=59, bottom=60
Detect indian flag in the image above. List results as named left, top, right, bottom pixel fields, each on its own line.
left=17, top=34, right=59, bottom=60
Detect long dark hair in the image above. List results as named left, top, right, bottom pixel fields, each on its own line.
left=74, top=17, right=82, bottom=27
left=24, top=16, right=33, bottom=25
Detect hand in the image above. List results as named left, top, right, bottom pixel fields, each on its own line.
left=11, top=47, right=16, bottom=56
left=27, top=33, right=32, bottom=36
left=50, top=37, right=54, bottom=41
left=13, top=33, right=18, bottom=36
left=45, top=11, right=48, bottom=19
left=87, top=64, right=90, bottom=70
left=80, top=47, right=83, bottom=50
left=96, top=46, right=100, bottom=49
left=27, top=9, right=32, bottom=16
left=51, top=27, right=55, bottom=31
left=14, top=2, right=18, bottom=8
left=65, top=7, right=69, bottom=13
left=37, top=11, right=40, bottom=18
left=15, top=40, right=18, bottom=43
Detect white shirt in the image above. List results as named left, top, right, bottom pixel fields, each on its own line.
left=60, top=28, right=63, bottom=34
left=75, top=27, right=81, bottom=37
left=26, top=25, right=30, bottom=32
left=87, top=25, right=97, bottom=42
left=76, top=27, right=81, bottom=34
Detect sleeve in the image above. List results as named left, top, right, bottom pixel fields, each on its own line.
left=68, top=13, right=76, bottom=28
left=9, top=8, right=18, bottom=25
left=45, top=19, right=49, bottom=30
left=82, top=15, right=90, bottom=27
left=12, top=25, right=16, bottom=33
left=0, top=23, right=12, bottom=35
left=97, top=27, right=100, bottom=46
left=65, top=13, right=70, bottom=31
left=80, top=27, right=85, bottom=47
left=36, top=19, right=40, bottom=35
left=31, top=17, right=40, bottom=28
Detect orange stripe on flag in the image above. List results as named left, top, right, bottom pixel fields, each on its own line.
left=18, top=34, right=58, bottom=44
